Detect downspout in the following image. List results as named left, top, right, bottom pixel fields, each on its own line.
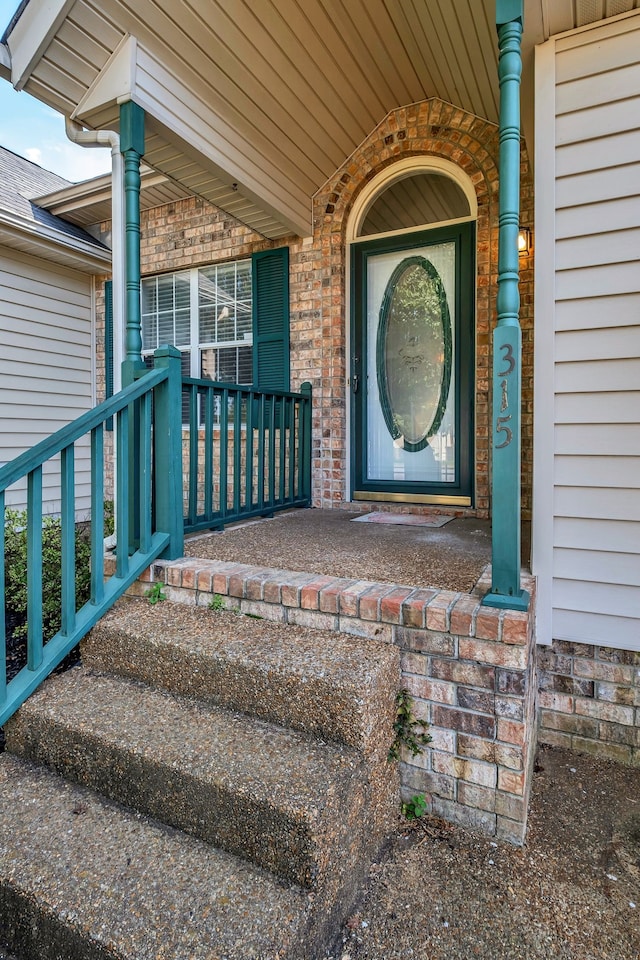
left=65, top=119, right=125, bottom=548
left=64, top=118, right=125, bottom=394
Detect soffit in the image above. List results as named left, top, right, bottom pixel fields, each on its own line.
left=35, top=165, right=199, bottom=227
left=8, top=1, right=638, bottom=237
left=8, top=0, right=501, bottom=237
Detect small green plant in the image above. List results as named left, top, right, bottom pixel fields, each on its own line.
left=104, top=500, right=115, bottom=537
left=145, top=582, right=166, bottom=605
left=208, top=593, right=225, bottom=612
left=388, top=688, right=432, bottom=762
left=401, top=793, right=428, bottom=821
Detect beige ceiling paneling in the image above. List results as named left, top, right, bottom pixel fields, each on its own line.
left=17, top=0, right=605, bottom=235
left=543, top=0, right=575, bottom=36
left=574, top=0, right=639, bottom=24
left=360, top=173, right=471, bottom=236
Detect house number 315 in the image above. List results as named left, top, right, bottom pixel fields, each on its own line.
left=495, top=343, right=515, bottom=448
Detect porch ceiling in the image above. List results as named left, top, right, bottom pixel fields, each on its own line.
left=3, top=0, right=639, bottom=237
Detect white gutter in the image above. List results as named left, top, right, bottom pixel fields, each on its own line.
left=65, top=119, right=125, bottom=550
left=65, top=118, right=125, bottom=395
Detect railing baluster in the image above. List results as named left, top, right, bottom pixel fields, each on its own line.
left=220, top=388, right=229, bottom=520
left=91, top=425, right=105, bottom=605
left=204, top=387, right=214, bottom=519
left=139, top=391, right=152, bottom=553
left=60, top=445, right=76, bottom=637
left=116, top=406, right=130, bottom=578
left=279, top=394, right=286, bottom=505
left=300, top=382, right=312, bottom=504
left=245, top=389, right=254, bottom=512
left=268, top=394, right=276, bottom=508
left=26, top=466, right=43, bottom=670
left=188, top=384, right=198, bottom=525
left=233, top=390, right=242, bottom=516
left=0, top=490, right=6, bottom=704
left=288, top=396, right=296, bottom=502
left=257, top=394, right=265, bottom=510
left=295, top=399, right=303, bottom=500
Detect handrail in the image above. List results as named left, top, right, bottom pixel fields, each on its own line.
left=182, top=376, right=308, bottom=401
left=1, top=347, right=184, bottom=727
left=1, top=350, right=313, bottom=727
left=0, top=369, right=165, bottom=490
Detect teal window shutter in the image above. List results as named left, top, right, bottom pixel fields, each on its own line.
left=252, top=247, right=290, bottom=391
left=104, top=280, right=114, bottom=430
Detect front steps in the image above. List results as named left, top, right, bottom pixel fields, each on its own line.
left=0, top=600, right=400, bottom=960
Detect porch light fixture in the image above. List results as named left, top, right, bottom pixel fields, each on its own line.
left=518, top=227, right=532, bottom=256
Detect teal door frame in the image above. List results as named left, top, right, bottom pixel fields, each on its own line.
left=350, top=221, right=475, bottom=505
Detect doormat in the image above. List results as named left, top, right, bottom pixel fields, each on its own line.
left=351, top=512, right=454, bottom=528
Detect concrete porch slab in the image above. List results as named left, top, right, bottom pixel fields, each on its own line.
left=184, top=508, right=495, bottom=594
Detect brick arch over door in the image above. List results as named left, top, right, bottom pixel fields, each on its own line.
left=309, top=98, right=533, bottom=520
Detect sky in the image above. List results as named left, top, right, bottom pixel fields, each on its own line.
left=0, top=3, right=112, bottom=183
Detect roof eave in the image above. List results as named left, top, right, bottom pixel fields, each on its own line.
left=0, top=209, right=111, bottom=274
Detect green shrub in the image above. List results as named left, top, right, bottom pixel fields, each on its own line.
left=4, top=508, right=92, bottom=642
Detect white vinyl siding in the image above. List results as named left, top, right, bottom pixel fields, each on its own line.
left=534, top=12, right=640, bottom=651
left=0, top=248, right=94, bottom=513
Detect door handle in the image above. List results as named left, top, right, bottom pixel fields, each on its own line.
left=352, top=374, right=359, bottom=394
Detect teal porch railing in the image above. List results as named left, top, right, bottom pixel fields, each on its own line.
left=1, top=348, right=313, bottom=728
left=0, top=347, right=184, bottom=727
left=182, top=379, right=312, bottom=533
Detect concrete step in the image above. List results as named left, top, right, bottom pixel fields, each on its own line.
left=4, top=667, right=380, bottom=890
left=0, top=754, right=309, bottom=960
left=84, top=598, right=399, bottom=760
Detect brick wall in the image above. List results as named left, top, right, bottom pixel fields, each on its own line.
left=538, top=641, right=640, bottom=765
left=312, top=98, right=534, bottom=518
left=94, top=96, right=534, bottom=518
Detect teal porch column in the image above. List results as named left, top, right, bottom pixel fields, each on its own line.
left=483, top=0, right=529, bottom=611
left=119, top=100, right=145, bottom=385
left=119, top=101, right=145, bottom=552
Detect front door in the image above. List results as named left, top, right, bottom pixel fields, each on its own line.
left=351, top=222, right=474, bottom=505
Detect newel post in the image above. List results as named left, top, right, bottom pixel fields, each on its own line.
left=483, top=0, right=529, bottom=611
left=300, top=381, right=313, bottom=503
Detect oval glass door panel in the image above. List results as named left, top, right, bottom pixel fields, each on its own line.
left=377, top=256, right=451, bottom=452
left=365, top=240, right=456, bottom=485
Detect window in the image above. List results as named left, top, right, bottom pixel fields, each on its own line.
left=141, top=260, right=253, bottom=384
left=104, top=247, right=290, bottom=400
